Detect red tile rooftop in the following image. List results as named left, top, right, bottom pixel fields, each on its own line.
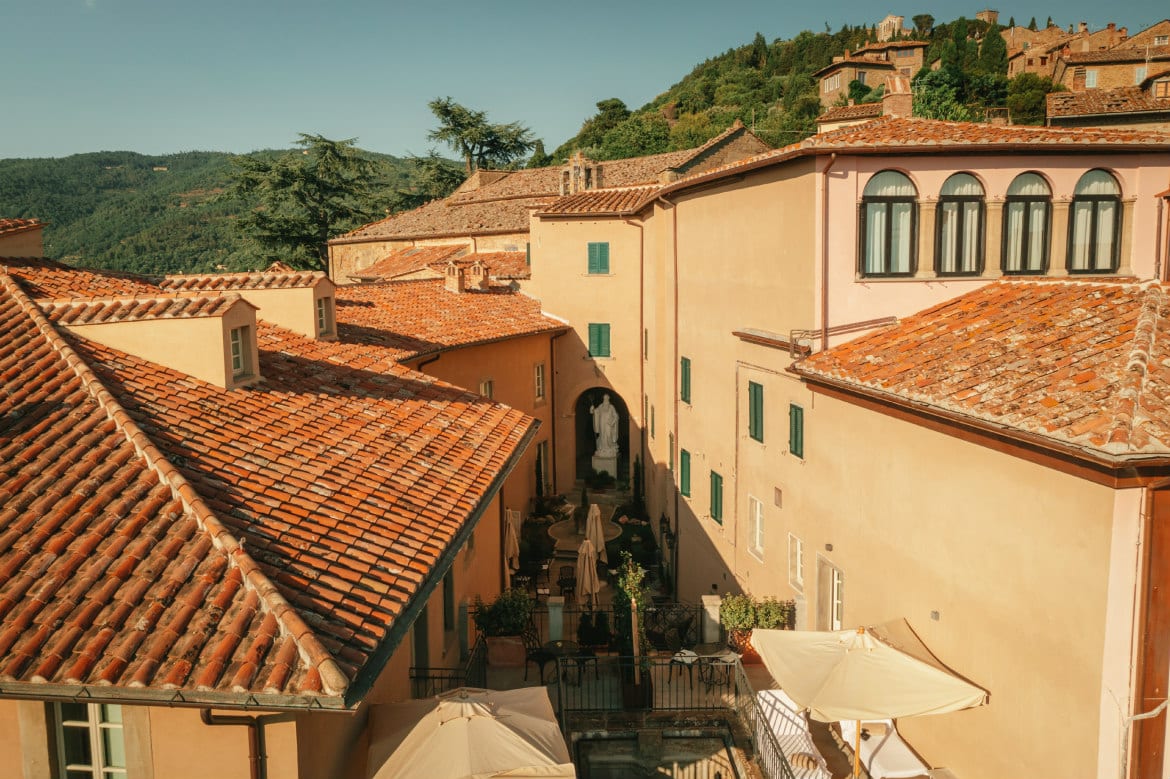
left=1047, top=85, right=1170, bottom=118
left=40, top=293, right=245, bottom=326
left=817, top=103, right=884, bottom=123
left=0, top=218, right=42, bottom=236
left=3, top=257, right=164, bottom=300
left=0, top=261, right=539, bottom=709
left=336, top=279, right=567, bottom=361
left=159, top=269, right=327, bottom=291
left=1061, top=45, right=1170, bottom=64
left=538, top=185, right=661, bottom=216
left=353, top=246, right=530, bottom=282
left=793, top=279, right=1170, bottom=464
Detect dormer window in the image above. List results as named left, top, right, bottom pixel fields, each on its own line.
left=316, top=296, right=334, bottom=335
left=1154, top=79, right=1170, bottom=98
left=230, top=325, right=253, bottom=378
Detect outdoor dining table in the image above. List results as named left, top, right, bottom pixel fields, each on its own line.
left=542, top=640, right=596, bottom=685
left=697, top=650, right=739, bottom=690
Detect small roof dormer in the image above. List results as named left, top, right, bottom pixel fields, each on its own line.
left=160, top=270, right=337, bottom=341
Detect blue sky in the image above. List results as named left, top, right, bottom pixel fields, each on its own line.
left=3, top=0, right=1167, bottom=159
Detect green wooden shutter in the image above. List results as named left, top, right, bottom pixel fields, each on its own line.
left=749, top=381, right=764, bottom=442
left=587, top=242, right=610, bottom=274
left=600, top=324, right=610, bottom=357
left=710, top=471, right=723, bottom=523
left=588, top=323, right=611, bottom=357
left=680, top=450, right=691, bottom=496
left=681, top=357, right=691, bottom=403
left=525, top=241, right=531, bottom=266
left=789, top=403, right=804, bottom=458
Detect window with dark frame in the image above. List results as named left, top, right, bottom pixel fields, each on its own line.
left=54, top=702, right=127, bottom=778
left=680, top=449, right=691, bottom=496
left=935, top=173, right=985, bottom=276
left=1067, top=169, right=1122, bottom=274
left=859, top=171, right=917, bottom=277
left=748, top=381, right=764, bottom=442
left=1002, top=172, right=1051, bottom=274
left=789, top=403, right=804, bottom=459
left=710, top=470, right=723, bottom=523
left=443, top=570, right=455, bottom=631
left=680, top=356, right=692, bottom=404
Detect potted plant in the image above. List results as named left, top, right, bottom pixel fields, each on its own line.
left=612, top=552, right=653, bottom=709
left=720, top=593, right=760, bottom=662
left=473, top=588, right=531, bottom=666
left=755, top=597, right=795, bottom=631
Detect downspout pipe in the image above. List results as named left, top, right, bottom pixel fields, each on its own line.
left=1156, top=195, right=1166, bottom=282
left=201, top=708, right=265, bottom=779
left=820, top=153, right=839, bottom=352
left=655, top=193, right=681, bottom=597
left=622, top=217, right=647, bottom=511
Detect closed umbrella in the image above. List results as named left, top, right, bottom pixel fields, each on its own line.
left=575, top=539, right=601, bottom=609
left=367, top=687, right=575, bottom=779
left=584, top=504, right=607, bottom=564
left=753, top=619, right=987, bottom=778
left=504, top=516, right=521, bottom=578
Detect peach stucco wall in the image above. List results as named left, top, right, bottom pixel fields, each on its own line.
left=234, top=282, right=336, bottom=340
left=783, top=391, right=1127, bottom=778
left=0, top=227, right=44, bottom=257
left=526, top=217, right=644, bottom=489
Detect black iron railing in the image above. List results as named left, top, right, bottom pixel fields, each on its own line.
left=734, top=662, right=797, bottom=779
left=408, top=636, right=487, bottom=699
left=527, top=601, right=704, bottom=651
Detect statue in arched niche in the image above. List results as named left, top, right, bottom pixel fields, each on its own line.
left=590, top=393, right=619, bottom=458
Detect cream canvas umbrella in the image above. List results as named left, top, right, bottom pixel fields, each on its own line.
left=584, top=504, right=607, bottom=564
left=367, top=687, right=575, bottom=779
left=504, top=515, right=521, bottom=580
left=753, top=620, right=987, bottom=778
left=575, top=538, right=601, bottom=609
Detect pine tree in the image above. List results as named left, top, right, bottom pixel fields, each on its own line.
left=1028, top=17, right=1037, bottom=31
left=527, top=140, right=552, bottom=168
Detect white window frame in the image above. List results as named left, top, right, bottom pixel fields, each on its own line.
left=534, top=363, right=545, bottom=402
left=1136, top=66, right=1147, bottom=84
left=315, top=296, right=333, bottom=335
left=55, top=702, right=127, bottom=778
left=787, top=533, right=804, bottom=591
left=1155, top=35, right=1169, bottom=46
left=229, top=325, right=251, bottom=378
left=748, top=495, right=764, bottom=561
left=479, top=379, right=494, bottom=399
left=1085, top=69, right=1098, bottom=88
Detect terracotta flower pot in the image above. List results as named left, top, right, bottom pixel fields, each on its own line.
left=728, top=628, right=762, bottom=664
left=485, top=635, right=525, bottom=667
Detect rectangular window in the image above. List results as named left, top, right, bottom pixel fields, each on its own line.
left=710, top=470, right=723, bottom=524
left=587, top=242, right=610, bottom=274
left=680, top=357, right=692, bottom=404
left=643, top=328, right=649, bottom=359
left=55, top=702, right=127, bottom=778
left=1136, top=66, right=1148, bottom=84
left=525, top=241, right=531, bottom=266
left=479, top=379, right=494, bottom=399
left=669, top=433, right=674, bottom=473
left=680, top=449, right=691, bottom=497
left=1157, top=80, right=1170, bottom=98
left=749, top=495, right=764, bottom=560
left=748, top=381, right=764, bottom=442
left=534, top=363, right=545, bottom=401
left=650, top=405, right=655, bottom=439
left=587, top=323, right=611, bottom=357
left=816, top=559, right=844, bottom=630
left=1085, top=69, right=1098, bottom=88
left=316, top=297, right=333, bottom=335
left=789, top=403, right=804, bottom=458
left=788, top=534, right=804, bottom=591
left=229, top=325, right=251, bottom=378
left=1156, top=35, right=1169, bottom=46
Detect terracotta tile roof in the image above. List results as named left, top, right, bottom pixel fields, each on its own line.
left=462, top=251, right=529, bottom=279
left=335, top=279, right=567, bottom=361
left=817, top=103, right=884, bottom=123
left=812, top=57, right=897, bottom=78
left=354, top=245, right=469, bottom=280
left=39, top=293, right=245, bottom=326
left=538, top=185, right=661, bottom=216
left=0, top=263, right=539, bottom=708
left=0, top=218, right=42, bottom=237
left=1062, top=45, right=1170, bottom=64
left=793, top=279, right=1170, bottom=463
left=159, top=270, right=326, bottom=291
left=1047, top=86, right=1170, bottom=118
left=855, top=40, right=929, bottom=52
left=2, top=258, right=163, bottom=300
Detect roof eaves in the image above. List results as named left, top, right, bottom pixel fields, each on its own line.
left=0, top=273, right=349, bottom=700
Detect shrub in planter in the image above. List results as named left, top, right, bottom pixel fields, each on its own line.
left=473, top=588, right=532, bottom=667
left=720, top=593, right=759, bottom=660
left=756, top=597, right=795, bottom=630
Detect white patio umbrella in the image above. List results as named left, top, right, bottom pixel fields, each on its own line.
left=753, top=619, right=988, bottom=778
left=575, top=538, right=601, bottom=609
left=367, top=687, right=575, bottom=779
left=584, top=504, right=608, bottom=564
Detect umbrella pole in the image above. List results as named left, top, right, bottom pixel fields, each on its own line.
left=853, top=719, right=861, bottom=779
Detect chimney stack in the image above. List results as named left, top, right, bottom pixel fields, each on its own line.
left=467, top=260, right=491, bottom=291
left=881, top=75, right=913, bottom=119
left=1078, top=21, right=1088, bottom=34
left=444, top=261, right=466, bottom=294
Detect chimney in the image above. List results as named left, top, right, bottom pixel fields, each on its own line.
left=467, top=260, right=491, bottom=291
left=1107, top=22, right=1115, bottom=31
left=444, top=261, right=466, bottom=294
left=1120, top=27, right=1128, bottom=42
left=1078, top=21, right=1088, bottom=34
left=882, top=75, right=913, bottom=119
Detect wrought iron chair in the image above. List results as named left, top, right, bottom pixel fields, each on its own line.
left=522, top=628, right=556, bottom=684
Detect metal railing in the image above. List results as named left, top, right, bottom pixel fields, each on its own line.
left=528, top=601, right=703, bottom=650
left=734, top=662, right=797, bottom=779
left=408, top=636, right=487, bottom=698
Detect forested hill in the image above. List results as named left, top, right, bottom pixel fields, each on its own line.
left=0, top=149, right=415, bottom=275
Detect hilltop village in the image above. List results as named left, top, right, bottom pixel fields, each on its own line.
left=3, top=11, right=1170, bottom=779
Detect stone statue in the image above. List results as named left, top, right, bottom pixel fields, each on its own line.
left=590, top=393, right=619, bottom=457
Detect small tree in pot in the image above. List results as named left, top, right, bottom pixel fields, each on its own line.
left=473, top=588, right=531, bottom=666
left=719, top=593, right=757, bottom=656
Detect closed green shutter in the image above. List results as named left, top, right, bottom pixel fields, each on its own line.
left=680, top=357, right=691, bottom=403
left=526, top=241, right=531, bottom=266
left=587, top=242, right=610, bottom=274
left=710, top=471, right=723, bottom=523
left=680, top=450, right=691, bottom=496
left=789, top=403, right=804, bottom=458
left=748, top=381, right=764, bottom=442
left=588, top=323, right=611, bottom=357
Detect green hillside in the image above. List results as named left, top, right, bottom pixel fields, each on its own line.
left=0, top=149, right=417, bottom=275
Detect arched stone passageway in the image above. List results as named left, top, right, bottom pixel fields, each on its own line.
left=574, top=388, right=631, bottom=482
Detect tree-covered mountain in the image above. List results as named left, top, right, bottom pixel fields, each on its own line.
left=0, top=148, right=421, bottom=275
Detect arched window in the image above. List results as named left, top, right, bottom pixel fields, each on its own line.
left=935, top=173, right=985, bottom=276
left=1068, top=170, right=1122, bottom=273
left=860, top=171, right=917, bottom=277
left=1002, top=173, right=1051, bottom=274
